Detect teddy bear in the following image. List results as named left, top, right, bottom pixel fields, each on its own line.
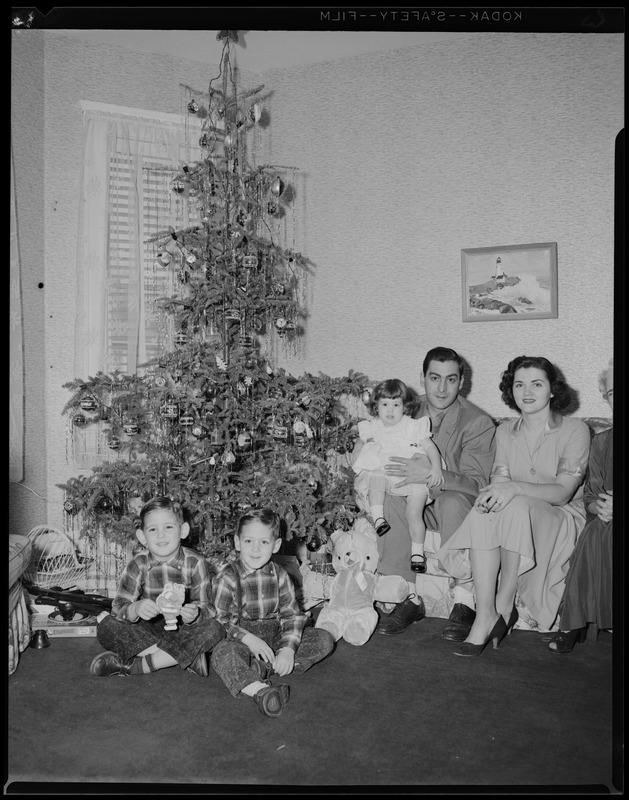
left=313, top=518, right=409, bottom=646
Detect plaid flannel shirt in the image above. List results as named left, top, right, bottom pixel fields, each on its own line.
left=213, top=558, right=306, bottom=652
left=112, top=545, right=216, bottom=623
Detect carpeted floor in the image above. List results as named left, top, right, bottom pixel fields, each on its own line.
left=5, top=616, right=620, bottom=793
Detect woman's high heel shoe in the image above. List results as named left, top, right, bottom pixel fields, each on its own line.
left=504, top=605, right=518, bottom=635
left=547, top=628, right=587, bottom=654
left=453, top=616, right=508, bottom=657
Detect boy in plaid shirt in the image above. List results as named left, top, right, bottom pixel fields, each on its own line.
left=211, top=507, right=334, bottom=717
left=90, top=496, right=224, bottom=677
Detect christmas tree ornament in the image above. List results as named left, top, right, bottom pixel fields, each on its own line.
left=174, top=332, right=189, bottom=346
left=238, top=334, right=255, bottom=349
left=293, top=420, right=307, bottom=434
left=123, top=421, right=139, bottom=436
left=157, top=251, right=172, bottom=266
left=79, top=398, right=98, bottom=411
left=272, top=425, right=289, bottom=440
left=191, top=425, right=204, bottom=438
left=306, top=535, right=322, bottom=552
left=270, top=177, right=285, bottom=197
left=179, top=414, right=195, bottom=427
left=170, top=179, right=186, bottom=194
left=73, top=414, right=88, bottom=427
left=107, top=437, right=121, bottom=450
left=248, top=103, right=262, bottom=123
left=222, top=450, right=236, bottom=465
left=161, top=401, right=179, bottom=419
left=187, top=98, right=200, bottom=114
left=267, top=201, right=279, bottom=215
left=199, top=133, right=209, bottom=148
left=215, top=355, right=228, bottom=371
left=242, top=254, right=258, bottom=269
left=63, top=499, right=78, bottom=515
left=361, top=388, right=373, bottom=405
left=224, top=308, right=241, bottom=322
left=274, top=317, right=287, bottom=331
left=154, top=376, right=167, bottom=388
left=252, top=316, right=265, bottom=333
left=272, top=282, right=285, bottom=296
left=237, top=431, right=252, bottom=449
left=299, top=393, right=311, bottom=407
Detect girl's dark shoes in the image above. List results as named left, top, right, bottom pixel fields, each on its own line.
left=453, top=615, right=508, bottom=657
left=374, top=518, right=390, bottom=536
left=410, top=553, right=427, bottom=573
left=254, top=683, right=290, bottom=717
left=548, top=627, right=587, bottom=653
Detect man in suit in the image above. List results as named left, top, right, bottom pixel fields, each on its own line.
left=375, top=347, right=496, bottom=639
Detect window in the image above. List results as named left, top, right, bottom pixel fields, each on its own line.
left=76, top=102, right=200, bottom=378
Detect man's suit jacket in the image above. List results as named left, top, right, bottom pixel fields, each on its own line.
left=416, top=395, right=496, bottom=498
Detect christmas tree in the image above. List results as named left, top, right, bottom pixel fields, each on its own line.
left=59, top=32, right=371, bottom=574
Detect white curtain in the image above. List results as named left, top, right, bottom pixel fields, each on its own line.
left=75, top=105, right=198, bottom=379
left=10, top=143, right=24, bottom=482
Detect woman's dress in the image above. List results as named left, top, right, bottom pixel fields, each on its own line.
left=437, top=414, right=591, bottom=632
left=557, top=427, right=613, bottom=631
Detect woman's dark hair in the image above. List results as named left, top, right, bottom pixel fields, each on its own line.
left=499, top=355, right=572, bottom=412
left=368, top=378, right=418, bottom=417
left=236, top=507, right=281, bottom=540
left=139, top=496, right=184, bottom=529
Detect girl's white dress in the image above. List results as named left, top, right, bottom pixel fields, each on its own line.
left=353, top=415, right=435, bottom=498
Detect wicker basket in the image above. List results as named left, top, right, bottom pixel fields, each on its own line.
left=23, top=526, right=89, bottom=589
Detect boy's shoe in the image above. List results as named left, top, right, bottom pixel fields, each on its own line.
left=250, top=657, right=273, bottom=681
left=186, top=652, right=209, bottom=677
left=254, top=683, right=290, bottom=717
left=90, top=651, right=134, bottom=677
left=410, top=553, right=427, bottom=573
left=374, top=518, right=391, bottom=537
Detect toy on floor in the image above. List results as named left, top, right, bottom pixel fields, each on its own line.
left=314, top=518, right=409, bottom=646
left=156, top=582, right=186, bottom=630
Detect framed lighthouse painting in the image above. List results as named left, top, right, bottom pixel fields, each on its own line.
left=461, top=242, right=558, bottom=322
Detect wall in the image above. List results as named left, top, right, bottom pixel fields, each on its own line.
left=264, top=33, right=621, bottom=418
left=10, top=31, right=621, bottom=534
left=10, top=32, right=47, bottom=536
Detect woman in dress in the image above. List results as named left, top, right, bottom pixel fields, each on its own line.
left=437, top=355, right=591, bottom=656
left=548, top=358, right=613, bottom=653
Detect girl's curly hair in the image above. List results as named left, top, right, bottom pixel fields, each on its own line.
left=499, top=355, right=572, bottom=412
left=368, top=378, right=419, bottom=417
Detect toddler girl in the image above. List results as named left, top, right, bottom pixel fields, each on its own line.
left=352, top=378, right=444, bottom=573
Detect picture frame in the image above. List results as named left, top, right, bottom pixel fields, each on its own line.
left=461, top=242, right=558, bottom=322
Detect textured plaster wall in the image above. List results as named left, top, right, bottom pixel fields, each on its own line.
left=264, top=33, right=621, bottom=418
left=10, top=31, right=621, bottom=533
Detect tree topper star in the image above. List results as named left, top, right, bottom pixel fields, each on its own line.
left=217, top=30, right=239, bottom=43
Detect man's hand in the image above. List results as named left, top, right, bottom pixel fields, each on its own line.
left=383, top=453, right=432, bottom=489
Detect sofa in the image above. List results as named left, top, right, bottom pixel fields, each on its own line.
left=9, top=534, right=33, bottom=674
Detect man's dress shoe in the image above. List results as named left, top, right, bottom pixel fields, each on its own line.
left=441, top=603, right=476, bottom=642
